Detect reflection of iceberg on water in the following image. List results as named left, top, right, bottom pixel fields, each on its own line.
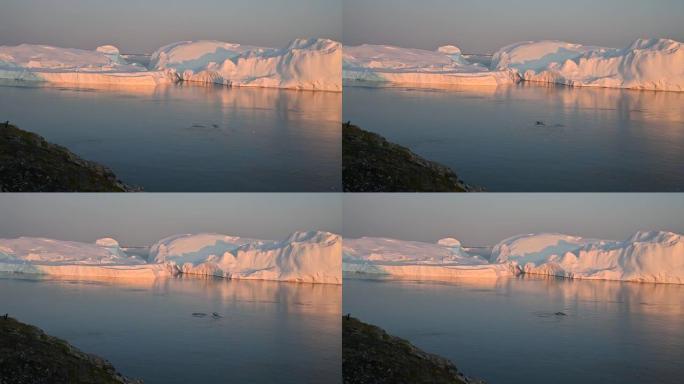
left=343, top=231, right=684, bottom=284
left=0, top=231, right=341, bottom=284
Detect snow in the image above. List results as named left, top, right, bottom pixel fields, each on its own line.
left=491, top=233, right=604, bottom=264
left=150, top=38, right=342, bottom=91
left=149, top=233, right=257, bottom=264
left=343, top=44, right=516, bottom=87
left=343, top=38, right=684, bottom=91
left=490, top=40, right=603, bottom=73
left=344, top=231, right=684, bottom=284
left=495, top=231, right=684, bottom=284
left=437, top=45, right=462, bottom=55
left=0, top=231, right=341, bottom=284
left=149, top=40, right=257, bottom=74
left=95, top=237, right=120, bottom=248
left=0, top=38, right=342, bottom=91
left=0, top=44, right=168, bottom=86
left=95, top=45, right=121, bottom=56
left=344, top=237, right=479, bottom=264
left=94, top=238, right=128, bottom=258
left=491, top=38, right=684, bottom=91
left=342, top=237, right=505, bottom=279
left=151, top=231, right=341, bottom=284
left=0, top=237, right=164, bottom=279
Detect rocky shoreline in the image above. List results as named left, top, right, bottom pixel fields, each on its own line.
left=343, top=316, right=485, bottom=384
left=0, top=315, right=142, bottom=384
left=342, top=122, right=480, bottom=192
left=0, top=121, right=139, bottom=192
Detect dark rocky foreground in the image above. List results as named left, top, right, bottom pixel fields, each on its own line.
left=0, top=315, right=142, bottom=384
left=0, top=121, right=139, bottom=192
left=342, top=123, right=480, bottom=192
left=343, top=316, right=485, bottom=384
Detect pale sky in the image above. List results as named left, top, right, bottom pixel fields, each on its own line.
left=3, top=1, right=681, bottom=54
left=1, top=194, right=682, bottom=247
left=343, top=0, right=684, bottom=53
left=0, top=0, right=341, bottom=52
left=343, top=194, right=684, bottom=246
left=0, top=194, right=342, bottom=246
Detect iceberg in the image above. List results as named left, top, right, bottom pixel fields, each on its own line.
left=343, top=237, right=509, bottom=279
left=343, top=44, right=517, bottom=87
left=0, top=237, right=166, bottom=279
left=490, top=40, right=604, bottom=73
left=493, top=231, right=684, bottom=284
left=344, top=237, right=481, bottom=264
left=0, top=38, right=342, bottom=91
left=343, top=38, right=684, bottom=91
left=491, top=233, right=606, bottom=264
left=152, top=231, right=341, bottom=284
left=0, top=44, right=169, bottom=86
left=344, top=231, right=684, bottom=284
left=149, top=233, right=258, bottom=264
left=491, top=38, right=684, bottom=91
left=0, top=231, right=342, bottom=284
left=150, top=38, right=342, bottom=91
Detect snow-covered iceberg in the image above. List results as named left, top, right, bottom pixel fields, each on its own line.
left=343, top=231, right=684, bottom=284
left=0, top=38, right=342, bottom=91
left=343, top=237, right=511, bottom=279
left=151, top=231, right=341, bottom=284
left=0, top=237, right=167, bottom=279
left=493, top=231, right=684, bottom=284
left=0, top=231, right=341, bottom=284
left=343, top=38, right=684, bottom=91
left=343, top=44, right=516, bottom=87
left=491, top=233, right=606, bottom=264
left=150, top=38, right=341, bottom=91
left=149, top=233, right=258, bottom=264
left=491, top=38, right=684, bottom=91
left=0, top=44, right=169, bottom=86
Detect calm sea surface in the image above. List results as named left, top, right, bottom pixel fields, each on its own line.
left=344, top=84, right=684, bottom=191
left=344, top=276, right=684, bottom=384
left=0, top=274, right=341, bottom=383
left=0, top=81, right=341, bottom=191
